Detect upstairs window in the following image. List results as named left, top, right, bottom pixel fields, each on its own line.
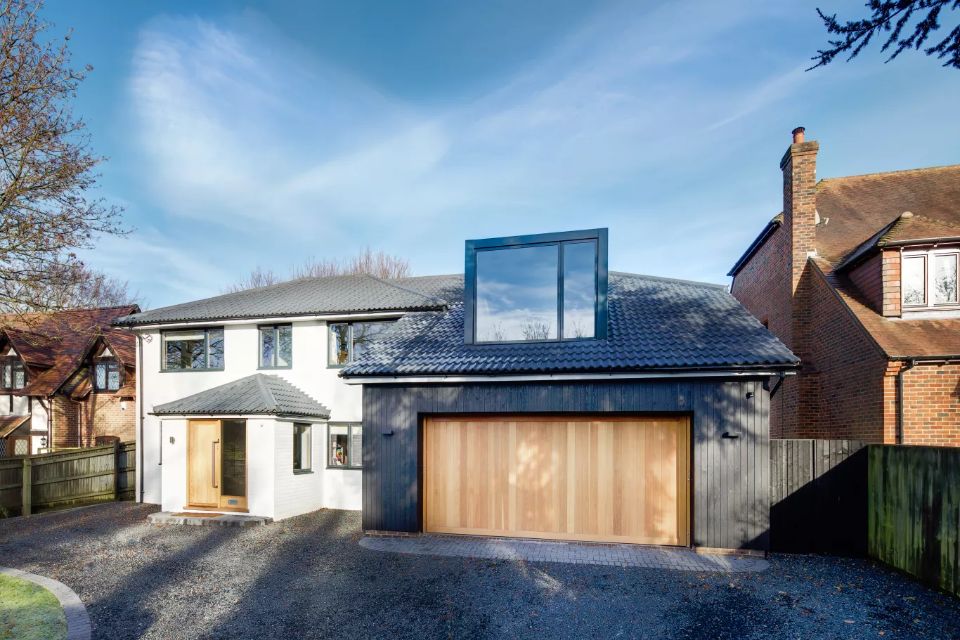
left=464, top=229, right=608, bottom=343
left=259, top=324, right=292, bottom=369
left=1, top=353, right=26, bottom=390
left=327, top=321, right=394, bottom=367
left=93, top=359, right=121, bottom=392
left=903, top=249, right=959, bottom=309
left=162, top=328, right=224, bottom=371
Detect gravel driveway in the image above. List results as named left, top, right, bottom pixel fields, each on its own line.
left=1, top=503, right=958, bottom=639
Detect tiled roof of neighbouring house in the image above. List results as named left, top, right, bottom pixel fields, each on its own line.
left=340, top=272, right=798, bottom=377
left=151, top=374, right=331, bottom=419
left=0, top=415, right=31, bottom=439
left=816, top=165, right=960, bottom=266
left=115, top=274, right=450, bottom=326
left=0, top=306, right=139, bottom=397
left=730, top=164, right=960, bottom=276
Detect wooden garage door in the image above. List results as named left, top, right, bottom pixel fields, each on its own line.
left=423, top=416, right=690, bottom=546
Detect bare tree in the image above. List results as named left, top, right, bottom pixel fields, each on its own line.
left=221, top=266, right=281, bottom=293
left=292, top=247, right=411, bottom=280
left=226, top=248, right=411, bottom=293
left=43, top=264, right=140, bottom=308
left=0, top=0, right=126, bottom=314
left=811, top=1, right=960, bottom=70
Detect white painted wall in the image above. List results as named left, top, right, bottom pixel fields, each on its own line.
left=273, top=420, right=324, bottom=520
left=138, top=317, right=369, bottom=514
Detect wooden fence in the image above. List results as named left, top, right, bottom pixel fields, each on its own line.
left=869, top=445, right=960, bottom=597
left=770, top=439, right=868, bottom=555
left=0, top=442, right=135, bottom=517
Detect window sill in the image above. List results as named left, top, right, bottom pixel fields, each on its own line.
left=159, top=368, right=226, bottom=373
left=293, top=469, right=313, bottom=475
left=326, top=364, right=348, bottom=370
left=258, top=366, right=293, bottom=371
left=326, top=465, right=362, bottom=471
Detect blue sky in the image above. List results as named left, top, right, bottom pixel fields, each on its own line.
left=43, top=0, right=960, bottom=309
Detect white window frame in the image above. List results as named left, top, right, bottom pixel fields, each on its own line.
left=902, top=248, right=960, bottom=309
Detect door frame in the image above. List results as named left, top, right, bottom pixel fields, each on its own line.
left=186, top=419, right=249, bottom=512
left=420, top=413, right=692, bottom=546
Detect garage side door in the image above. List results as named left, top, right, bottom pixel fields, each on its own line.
left=423, top=416, right=690, bottom=546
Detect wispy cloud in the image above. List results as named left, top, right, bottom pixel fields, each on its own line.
left=127, top=1, right=793, bottom=233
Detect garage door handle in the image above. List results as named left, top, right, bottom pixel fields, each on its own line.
left=212, top=440, right=219, bottom=488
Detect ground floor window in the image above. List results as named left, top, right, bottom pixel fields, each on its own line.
left=328, top=423, right=362, bottom=468
left=293, top=423, right=312, bottom=472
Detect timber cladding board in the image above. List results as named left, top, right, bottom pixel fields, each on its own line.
left=362, top=379, right=771, bottom=551
left=423, top=416, right=690, bottom=545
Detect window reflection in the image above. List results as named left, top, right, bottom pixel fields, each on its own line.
left=476, top=245, right=559, bottom=342
left=563, top=241, right=597, bottom=339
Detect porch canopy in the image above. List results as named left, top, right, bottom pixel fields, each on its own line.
left=151, top=374, right=331, bottom=421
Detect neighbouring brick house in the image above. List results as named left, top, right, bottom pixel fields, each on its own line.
left=729, top=127, right=960, bottom=445
left=0, top=306, right=139, bottom=456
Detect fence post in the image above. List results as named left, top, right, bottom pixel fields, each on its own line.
left=21, top=456, right=31, bottom=516
left=112, top=441, right=119, bottom=502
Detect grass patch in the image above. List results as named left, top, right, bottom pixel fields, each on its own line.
left=0, top=574, right=67, bottom=640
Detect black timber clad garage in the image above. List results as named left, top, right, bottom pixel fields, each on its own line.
left=362, top=378, right=772, bottom=551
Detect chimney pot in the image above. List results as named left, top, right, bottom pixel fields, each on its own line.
left=792, top=126, right=805, bottom=144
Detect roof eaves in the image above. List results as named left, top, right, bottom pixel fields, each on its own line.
left=728, top=215, right=783, bottom=277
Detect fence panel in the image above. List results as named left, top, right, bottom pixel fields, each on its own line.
left=869, top=445, right=960, bottom=597
left=116, top=442, right=137, bottom=501
left=0, top=442, right=135, bottom=516
left=0, top=458, right=21, bottom=516
left=770, top=439, right=868, bottom=555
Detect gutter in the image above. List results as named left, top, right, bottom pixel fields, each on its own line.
left=342, top=369, right=798, bottom=385
left=120, top=310, right=412, bottom=331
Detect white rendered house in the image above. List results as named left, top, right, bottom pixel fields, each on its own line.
left=116, top=274, right=458, bottom=520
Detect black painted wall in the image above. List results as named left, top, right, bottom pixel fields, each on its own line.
left=361, top=378, right=771, bottom=550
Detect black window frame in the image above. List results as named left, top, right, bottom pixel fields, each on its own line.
left=0, top=356, right=26, bottom=390
left=258, top=324, right=293, bottom=370
left=463, top=228, right=609, bottom=344
left=326, top=320, right=394, bottom=368
left=326, top=422, right=362, bottom=469
left=92, top=357, right=122, bottom=392
left=160, top=327, right=225, bottom=372
left=293, top=422, right=312, bottom=474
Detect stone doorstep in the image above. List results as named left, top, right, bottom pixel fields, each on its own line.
left=147, top=511, right=272, bottom=527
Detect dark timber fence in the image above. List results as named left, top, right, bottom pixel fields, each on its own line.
left=869, top=445, right=960, bottom=597
left=770, top=439, right=868, bottom=555
left=0, top=442, right=135, bottom=517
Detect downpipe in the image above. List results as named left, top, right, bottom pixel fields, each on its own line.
left=896, top=360, right=914, bottom=445
left=137, top=333, right=145, bottom=502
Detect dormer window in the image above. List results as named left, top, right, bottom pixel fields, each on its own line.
left=464, top=229, right=608, bottom=344
left=93, top=346, right=121, bottom=392
left=1, top=348, right=26, bottom=390
left=902, top=248, right=959, bottom=309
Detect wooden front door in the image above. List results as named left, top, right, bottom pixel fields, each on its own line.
left=188, top=420, right=220, bottom=507
left=187, top=420, right=248, bottom=511
left=423, top=415, right=690, bottom=546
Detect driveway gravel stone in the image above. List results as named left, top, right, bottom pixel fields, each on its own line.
left=1, top=502, right=958, bottom=639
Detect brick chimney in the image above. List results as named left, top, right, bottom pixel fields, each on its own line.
left=780, top=126, right=819, bottom=299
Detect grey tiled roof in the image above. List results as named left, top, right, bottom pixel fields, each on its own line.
left=341, top=272, right=798, bottom=377
left=116, top=274, right=448, bottom=326
left=151, top=374, right=331, bottom=418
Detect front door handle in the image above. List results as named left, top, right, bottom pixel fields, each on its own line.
left=212, top=439, right=220, bottom=489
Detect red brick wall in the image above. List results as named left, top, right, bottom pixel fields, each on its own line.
left=731, top=226, right=796, bottom=436
left=51, top=397, right=80, bottom=449
left=881, top=249, right=901, bottom=317
left=900, top=362, right=960, bottom=446
left=801, top=266, right=889, bottom=441
left=847, top=253, right=883, bottom=313
left=51, top=393, right=135, bottom=448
